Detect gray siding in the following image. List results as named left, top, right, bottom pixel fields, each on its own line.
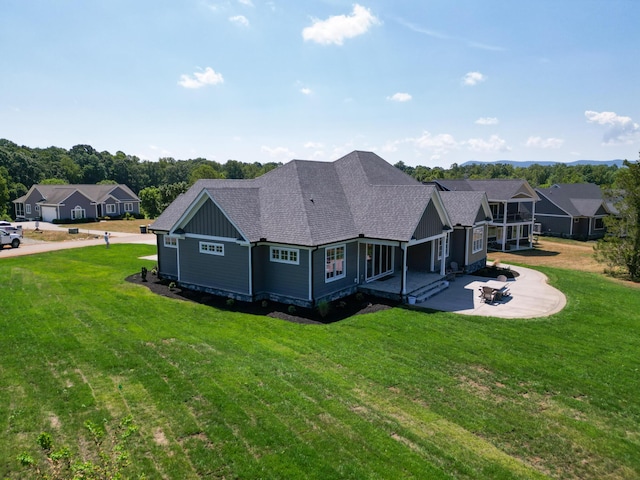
left=474, top=207, right=487, bottom=224
left=252, top=245, right=310, bottom=300
left=449, top=229, right=466, bottom=266
left=60, top=191, right=94, bottom=219
left=186, top=199, right=242, bottom=239
left=313, top=242, right=358, bottom=299
left=407, top=242, right=431, bottom=272
left=412, top=201, right=444, bottom=240
left=157, top=235, right=178, bottom=278
left=179, top=237, right=250, bottom=294
left=537, top=196, right=566, bottom=216
left=467, top=225, right=487, bottom=265
left=537, top=215, right=572, bottom=236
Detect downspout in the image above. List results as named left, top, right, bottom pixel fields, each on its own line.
left=248, top=243, right=253, bottom=299
left=309, top=246, right=319, bottom=305
left=464, top=227, right=469, bottom=266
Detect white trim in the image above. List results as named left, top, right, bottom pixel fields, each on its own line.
left=106, top=204, right=116, bottom=214
left=270, top=246, right=300, bottom=265
left=199, top=241, right=224, bottom=256
left=124, top=202, right=134, bottom=212
left=325, top=244, right=346, bottom=282
left=248, top=245, right=253, bottom=296
left=364, top=242, right=394, bottom=282
left=185, top=233, right=240, bottom=242
left=472, top=226, right=484, bottom=253
left=163, top=235, right=178, bottom=248
left=308, top=248, right=313, bottom=301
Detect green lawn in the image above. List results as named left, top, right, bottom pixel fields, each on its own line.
left=1, top=245, right=639, bottom=479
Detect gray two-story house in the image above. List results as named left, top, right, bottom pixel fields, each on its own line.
left=151, top=151, right=491, bottom=307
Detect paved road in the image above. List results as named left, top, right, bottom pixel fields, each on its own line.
left=0, top=221, right=156, bottom=258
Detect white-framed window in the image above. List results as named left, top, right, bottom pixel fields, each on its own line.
left=270, top=247, right=299, bottom=265
left=437, top=235, right=450, bottom=260
left=199, top=241, right=224, bottom=256
left=594, top=218, right=605, bottom=230
left=71, top=206, right=86, bottom=220
left=26, top=204, right=31, bottom=214
left=124, top=203, right=134, bottom=212
left=163, top=236, right=178, bottom=248
left=472, top=226, right=484, bottom=253
left=325, top=245, right=346, bottom=282
left=106, top=204, right=116, bottom=214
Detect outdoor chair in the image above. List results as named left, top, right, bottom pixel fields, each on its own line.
left=448, top=261, right=464, bottom=277
left=497, top=274, right=507, bottom=282
left=480, top=285, right=497, bottom=304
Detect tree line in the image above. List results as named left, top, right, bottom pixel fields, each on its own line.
left=0, top=138, right=622, bottom=219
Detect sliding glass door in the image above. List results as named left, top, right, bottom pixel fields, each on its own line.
left=365, top=243, right=393, bottom=281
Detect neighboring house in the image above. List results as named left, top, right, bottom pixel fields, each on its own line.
left=432, top=179, right=539, bottom=252
left=534, top=183, right=613, bottom=240
left=439, top=191, right=493, bottom=273
left=151, top=151, right=490, bottom=307
left=13, top=184, right=141, bottom=221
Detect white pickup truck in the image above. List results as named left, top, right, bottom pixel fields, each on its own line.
left=0, top=228, right=21, bottom=249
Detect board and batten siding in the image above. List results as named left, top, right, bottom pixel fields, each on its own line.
left=179, top=237, right=250, bottom=294
left=412, top=201, right=444, bottom=240
left=61, top=191, right=95, bottom=219
left=157, top=235, right=178, bottom=278
left=252, top=245, right=310, bottom=300
left=185, top=199, right=242, bottom=240
left=312, top=241, right=358, bottom=299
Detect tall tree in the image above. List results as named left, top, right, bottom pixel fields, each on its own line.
left=594, top=157, right=640, bottom=281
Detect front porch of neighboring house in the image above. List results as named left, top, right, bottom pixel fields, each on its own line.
left=357, top=236, right=450, bottom=303
left=488, top=201, right=536, bottom=252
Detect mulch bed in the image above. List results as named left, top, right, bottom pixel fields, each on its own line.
left=126, top=272, right=397, bottom=325
left=471, top=265, right=520, bottom=279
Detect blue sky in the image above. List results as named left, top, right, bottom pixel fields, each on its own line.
left=2, top=1, right=639, bottom=167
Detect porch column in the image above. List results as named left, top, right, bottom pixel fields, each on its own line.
left=530, top=200, right=536, bottom=248
left=440, top=234, right=446, bottom=276
left=502, top=201, right=507, bottom=252
left=401, top=243, right=407, bottom=295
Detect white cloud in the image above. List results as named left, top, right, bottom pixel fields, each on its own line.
left=585, top=110, right=640, bottom=144
left=300, top=87, right=312, bottom=95
left=261, top=145, right=295, bottom=160
left=304, top=141, right=324, bottom=149
left=178, top=67, right=224, bottom=89
left=387, top=92, right=412, bottom=102
left=302, top=4, right=380, bottom=46
left=462, top=71, right=487, bottom=86
left=475, top=117, right=498, bottom=126
left=465, top=135, right=510, bottom=153
left=525, top=136, right=564, bottom=149
left=238, top=0, right=253, bottom=6
left=229, top=15, right=249, bottom=27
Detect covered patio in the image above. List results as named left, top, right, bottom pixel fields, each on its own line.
left=358, top=270, right=448, bottom=302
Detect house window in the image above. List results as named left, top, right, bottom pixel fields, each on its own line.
left=16, top=204, right=24, bottom=216
left=124, top=203, right=133, bottom=212
left=472, top=226, right=484, bottom=253
left=26, top=204, right=31, bottom=214
left=270, top=247, right=299, bottom=265
left=595, top=218, right=605, bottom=230
left=326, top=245, right=346, bottom=282
left=35, top=205, right=40, bottom=212
left=365, top=243, right=393, bottom=280
left=163, top=236, right=178, bottom=248
left=199, top=241, right=224, bottom=256
left=437, top=235, right=450, bottom=260
left=71, top=206, right=86, bottom=220
left=106, top=204, right=116, bottom=214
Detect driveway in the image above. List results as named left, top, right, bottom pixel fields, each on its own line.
left=418, top=264, right=567, bottom=319
left=0, top=221, right=156, bottom=258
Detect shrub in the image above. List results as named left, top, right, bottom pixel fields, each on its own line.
left=317, top=300, right=330, bottom=318
left=226, top=298, right=236, bottom=307
left=288, top=305, right=297, bottom=315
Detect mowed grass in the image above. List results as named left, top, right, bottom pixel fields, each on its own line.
left=1, top=245, right=639, bottom=479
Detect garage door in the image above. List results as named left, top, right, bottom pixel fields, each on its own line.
left=41, top=206, right=58, bottom=222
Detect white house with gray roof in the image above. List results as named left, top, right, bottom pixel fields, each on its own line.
left=150, top=151, right=491, bottom=307
left=14, top=184, right=141, bottom=222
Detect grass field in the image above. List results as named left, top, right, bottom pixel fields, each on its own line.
left=1, top=243, right=639, bottom=478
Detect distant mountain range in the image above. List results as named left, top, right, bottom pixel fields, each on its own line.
left=461, top=159, right=626, bottom=168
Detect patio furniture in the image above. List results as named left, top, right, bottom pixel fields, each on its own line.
left=496, top=274, right=507, bottom=283
left=447, top=261, right=464, bottom=277
left=479, top=280, right=510, bottom=303
left=480, top=285, right=498, bottom=304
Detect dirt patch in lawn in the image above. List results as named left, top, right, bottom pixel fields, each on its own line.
left=126, top=273, right=396, bottom=324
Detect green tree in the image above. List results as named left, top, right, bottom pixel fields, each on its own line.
left=189, top=163, right=221, bottom=184
left=139, top=186, right=161, bottom=218
left=594, top=157, right=640, bottom=281
left=0, top=171, right=9, bottom=218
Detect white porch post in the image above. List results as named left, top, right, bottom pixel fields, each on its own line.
left=530, top=200, right=536, bottom=248
left=502, top=201, right=507, bottom=252
left=401, top=243, right=407, bottom=295
left=440, top=234, right=446, bottom=276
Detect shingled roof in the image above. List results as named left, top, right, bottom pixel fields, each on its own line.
left=151, top=151, right=449, bottom=246
left=439, top=191, right=490, bottom=226
left=433, top=179, right=539, bottom=202
left=14, top=184, right=139, bottom=204
left=536, top=183, right=610, bottom=217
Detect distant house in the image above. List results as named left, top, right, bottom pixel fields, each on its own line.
left=534, top=183, right=614, bottom=240
left=431, top=179, right=539, bottom=252
left=150, top=151, right=490, bottom=307
left=13, top=184, right=141, bottom=222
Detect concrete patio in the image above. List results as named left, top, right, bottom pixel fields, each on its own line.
left=414, top=264, right=567, bottom=319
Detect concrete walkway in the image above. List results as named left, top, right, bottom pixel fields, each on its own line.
left=416, top=264, right=567, bottom=319
left=0, top=221, right=156, bottom=258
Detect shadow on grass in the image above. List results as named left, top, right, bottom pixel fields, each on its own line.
left=126, top=273, right=397, bottom=325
